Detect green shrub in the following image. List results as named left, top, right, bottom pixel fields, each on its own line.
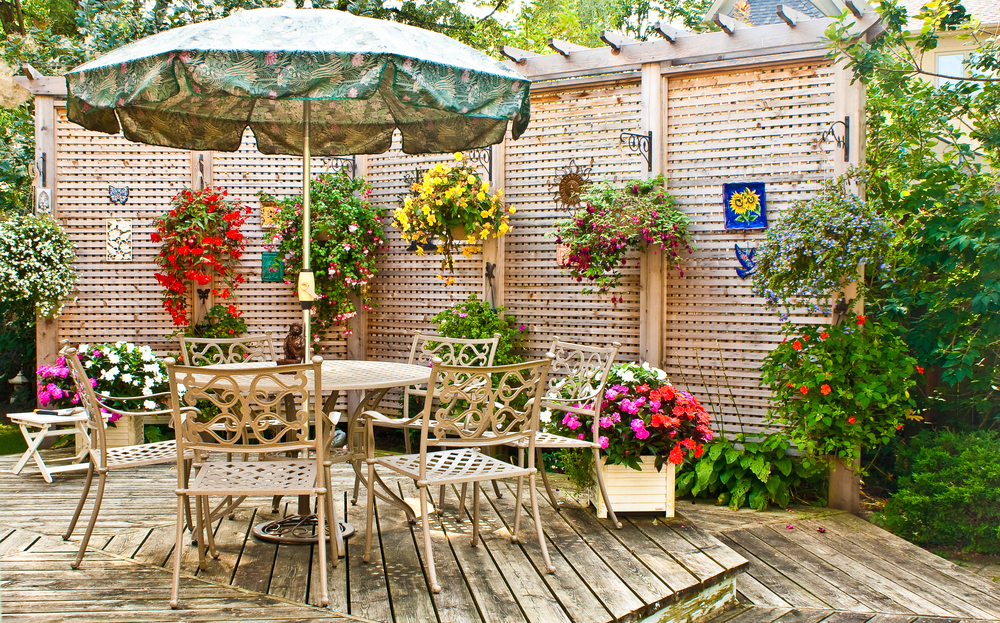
left=878, top=430, right=1000, bottom=554
left=676, top=434, right=827, bottom=511
left=431, top=295, right=526, bottom=365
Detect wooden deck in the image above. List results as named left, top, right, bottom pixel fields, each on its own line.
left=3, top=450, right=999, bottom=623
left=0, top=451, right=744, bottom=623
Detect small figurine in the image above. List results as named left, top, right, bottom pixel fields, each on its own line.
left=278, top=323, right=306, bottom=365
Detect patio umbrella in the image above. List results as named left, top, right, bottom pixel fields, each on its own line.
left=64, top=7, right=530, bottom=349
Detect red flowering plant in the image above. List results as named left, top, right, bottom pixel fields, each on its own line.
left=760, top=315, right=922, bottom=466
left=151, top=187, right=248, bottom=326
left=544, top=361, right=714, bottom=473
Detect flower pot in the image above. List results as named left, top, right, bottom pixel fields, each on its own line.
left=450, top=225, right=467, bottom=241
left=75, top=414, right=144, bottom=455
left=591, top=456, right=675, bottom=519
left=828, top=453, right=861, bottom=515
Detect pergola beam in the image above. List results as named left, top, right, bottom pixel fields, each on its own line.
left=547, top=38, right=591, bottom=57
left=776, top=4, right=811, bottom=26
left=654, top=22, right=691, bottom=42
left=712, top=13, right=739, bottom=35
left=501, top=46, right=540, bottom=65
left=502, top=13, right=881, bottom=80
left=599, top=31, right=638, bottom=52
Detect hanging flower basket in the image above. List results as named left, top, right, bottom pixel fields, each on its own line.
left=555, top=243, right=578, bottom=267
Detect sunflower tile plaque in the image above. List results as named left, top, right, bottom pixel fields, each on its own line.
left=723, top=182, right=767, bottom=230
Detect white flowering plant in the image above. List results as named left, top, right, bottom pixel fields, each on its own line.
left=38, top=342, right=168, bottom=423
left=0, top=213, right=78, bottom=318
left=752, top=169, right=896, bottom=318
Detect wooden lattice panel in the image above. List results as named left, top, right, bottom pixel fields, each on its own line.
left=55, top=108, right=191, bottom=354
left=504, top=80, right=645, bottom=361
left=211, top=130, right=347, bottom=359
left=365, top=138, right=483, bottom=363
left=661, top=63, right=838, bottom=434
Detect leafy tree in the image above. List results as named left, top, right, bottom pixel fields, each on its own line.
left=825, top=0, right=1000, bottom=427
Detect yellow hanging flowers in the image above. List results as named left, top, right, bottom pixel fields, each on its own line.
left=392, top=151, right=513, bottom=279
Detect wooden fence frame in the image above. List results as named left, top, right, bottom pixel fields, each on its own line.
left=17, top=7, right=880, bottom=415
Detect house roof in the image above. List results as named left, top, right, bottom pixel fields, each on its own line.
left=705, top=0, right=844, bottom=26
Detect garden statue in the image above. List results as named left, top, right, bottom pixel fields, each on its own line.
left=278, top=323, right=306, bottom=364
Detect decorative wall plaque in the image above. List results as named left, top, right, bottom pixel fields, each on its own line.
left=35, top=188, right=52, bottom=215
left=549, top=159, right=593, bottom=210
left=262, top=251, right=285, bottom=282
left=106, top=218, right=133, bottom=262
left=260, top=200, right=280, bottom=229
left=723, top=182, right=767, bottom=230
left=109, top=185, right=130, bottom=205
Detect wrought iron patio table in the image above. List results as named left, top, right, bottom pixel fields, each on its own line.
left=198, top=359, right=431, bottom=548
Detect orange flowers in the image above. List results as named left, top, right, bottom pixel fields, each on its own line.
left=792, top=340, right=803, bottom=350
left=916, top=366, right=924, bottom=374
left=820, top=384, right=831, bottom=395
left=848, top=416, right=856, bottom=424
left=799, top=385, right=808, bottom=395
left=820, top=331, right=829, bottom=340
left=857, top=314, right=866, bottom=325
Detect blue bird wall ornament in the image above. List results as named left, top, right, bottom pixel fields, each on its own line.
left=735, top=243, right=757, bottom=279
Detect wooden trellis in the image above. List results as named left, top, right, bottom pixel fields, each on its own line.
left=19, top=6, right=877, bottom=429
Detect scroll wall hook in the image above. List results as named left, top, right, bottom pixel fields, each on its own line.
left=619, top=131, right=653, bottom=172
left=467, top=148, right=493, bottom=182
left=821, top=116, right=850, bottom=162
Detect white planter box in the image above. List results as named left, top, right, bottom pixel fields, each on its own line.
left=76, top=414, right=144, bottom=454
left=592, top=456, right=675, bottom=519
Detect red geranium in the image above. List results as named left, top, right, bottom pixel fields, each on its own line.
left=151, top=186, right=247, bottom=326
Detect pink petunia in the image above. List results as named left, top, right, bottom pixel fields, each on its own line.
left=631, top=418, right=649, bottom=440
left=598, top=436, right=609, bottom=449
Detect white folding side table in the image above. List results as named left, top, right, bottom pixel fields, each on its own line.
left=9, top=409, right=91, bottom=483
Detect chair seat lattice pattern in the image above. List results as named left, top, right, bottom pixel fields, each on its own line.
left=531, top=431, right=594, bottom=449
left=189, top=460, right=318, bottom=496
left=103, top=440, right=194, bottom=469
left=378, top=447, right=529, bottom=485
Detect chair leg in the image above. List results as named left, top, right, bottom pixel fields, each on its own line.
left=488, top=447, right=503, bottom=499
left=315, top=492, right=330, bottom=607
left=437, top=485, right=447, bottom=516
left=511, top=475, right=524, bottom=543
left=71, top=470, right=106, bottom=569
left=456, top=483, right=468, bottom=521
left=471, top=482, right=480, bottom=547
left=170, top=494, right=186, bottom=609
left=183, top=459, right=194, bottom=533
left=194, top=497, right=207, bottom=570
left=202, top=498, right=219, bottom=560
left=593, top=451, right=622, bottom=529
left=363, top=460, right=376, bottom=563
left=537, top=447, right=560, bottom=509
left=529, top=471, right=556, bottom=573
left=64, top=463, right=94, bottom=541
left=324, top=469, right=343, bottom=563
left=419, top=485, right=441, bottom=593
left=403, top=428, right=412, bottom=454
left=271, top=495, right=282, bottom=514
left=351, top=471, right=361, bottom=506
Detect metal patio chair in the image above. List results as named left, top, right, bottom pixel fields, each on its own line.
left=362, top=355, right=554, bottom=593
left=523, top=338, right=623, bottom=528
left=165, top=356, right=340, bottom=608
left=179, top=333, right=276, bottom=366
left=62, top=346, right=194, bottom=569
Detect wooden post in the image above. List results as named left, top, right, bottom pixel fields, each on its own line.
left=483, top=141, right=506, bottom=310
left=34, top=94, right=59, bottom=375
left=188, top=151, right=215, bottom=326
left=638, top=63, right=666, bottom=369
left=828, top=64, right=866, bottom=515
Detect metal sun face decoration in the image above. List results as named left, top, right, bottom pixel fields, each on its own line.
left=549, top=159, right=593, bottom=210
left=723, top=182, right=767, bottom=230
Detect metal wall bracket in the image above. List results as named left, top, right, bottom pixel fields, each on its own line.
left=324, top=155, right=357, bottom=178
left=620, top=131, right=653, bottom=172
left=821, top=116, right=850, bottom=162
left=467, top=147, right=493, bottom=182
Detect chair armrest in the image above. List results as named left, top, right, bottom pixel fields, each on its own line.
left=94, top=391, right=171, bottom=402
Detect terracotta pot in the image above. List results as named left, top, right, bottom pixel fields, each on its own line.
left=556, top=243, right=578, bottom=267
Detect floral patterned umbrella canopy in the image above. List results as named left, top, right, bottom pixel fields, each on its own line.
left=64, top=7, right=530, bottom=349
left=64, top=7, right=530, bottom=154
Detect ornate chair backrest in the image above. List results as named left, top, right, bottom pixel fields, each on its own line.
left=541, top=338, right=621, bottom=443
left=407, top=333, right=501, bottom=368
left=179, top=333, right=276, bottom=366
left=420, top=356, right=553, bottom=471
left=64, top=346, right=112, bottom=467
left=165, top=357, right=323, bottom=458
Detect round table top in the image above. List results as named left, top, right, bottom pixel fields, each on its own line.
left=200, top=359, right=430, bottom=392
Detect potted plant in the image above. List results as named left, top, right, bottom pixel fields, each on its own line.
left=393, top=152, right=512, bottom=284
left=552, top=175, right=694, bottom=300
left=263, top=169, right=385, bottom=340
left=189, top=303, right=248, bottom=339
left=544, top=361, right=714, bottom=517
left=0, top=212, right=78, bottom=320
left=151, top=187, right=248, bottom=327
left=39, top=342, right=169, bottom=448
left=431, top=295, right=527, bottom=365
left=760, top=316, right=922, bottom=512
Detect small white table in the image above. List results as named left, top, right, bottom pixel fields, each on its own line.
left=9, top=409, right=91, bottom=483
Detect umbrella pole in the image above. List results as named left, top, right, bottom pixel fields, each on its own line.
left=298, top=101, right=314, bottom=358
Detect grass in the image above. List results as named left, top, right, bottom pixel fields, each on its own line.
left=0, top=423, right=27, bottom=456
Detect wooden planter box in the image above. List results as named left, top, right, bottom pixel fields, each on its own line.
left=76, top=414, right=144, bottom=454
left=591, top=456, right=675, bottom=519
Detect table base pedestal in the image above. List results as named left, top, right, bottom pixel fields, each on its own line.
left=252, top=514, right=354, bottom=547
